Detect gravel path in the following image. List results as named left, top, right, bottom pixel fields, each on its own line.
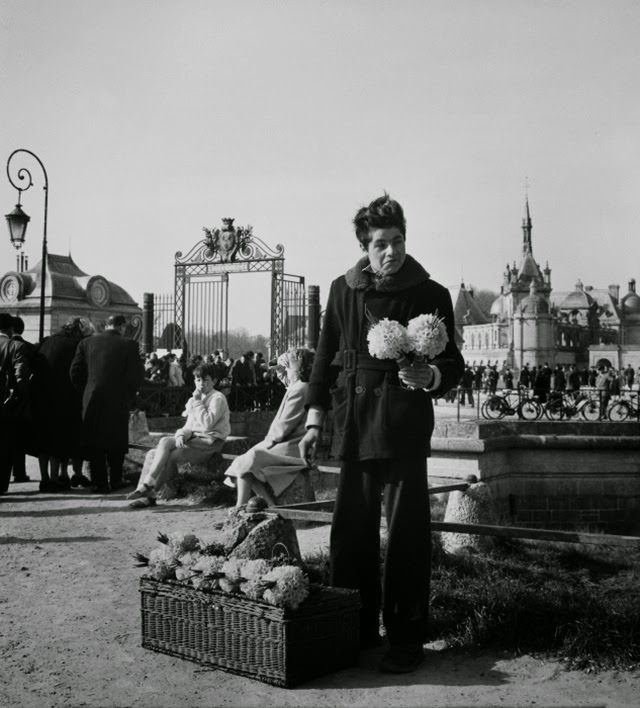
left=1, top=462, right=639, bottom=708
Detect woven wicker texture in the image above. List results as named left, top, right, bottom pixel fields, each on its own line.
left=140, top=578, right=360, bottom=687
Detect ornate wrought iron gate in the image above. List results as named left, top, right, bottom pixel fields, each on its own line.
left=173, top=219, right=306, bottom=358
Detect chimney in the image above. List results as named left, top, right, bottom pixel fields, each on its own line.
left=629, top=278, right=637, bottom=295
left=608, top=284, right=620, bottom=303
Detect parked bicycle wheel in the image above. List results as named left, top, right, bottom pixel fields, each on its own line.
left=481, top=396, right=506, bottom=420
left=518, top=398, right=542, bottom=420
left=580, top=399, right=600, bottom=421
left=607, top=400, right=631, bottom=422
left=544, top=397, right=565, bottom=420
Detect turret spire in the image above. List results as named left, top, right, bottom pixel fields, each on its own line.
left=522, top=196, right=532, bottom=256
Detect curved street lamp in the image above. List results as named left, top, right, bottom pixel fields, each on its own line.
left=5, top=149, right=49, bottom=341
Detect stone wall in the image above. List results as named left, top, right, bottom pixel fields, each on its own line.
left=429, top=420, right=640, bottom=535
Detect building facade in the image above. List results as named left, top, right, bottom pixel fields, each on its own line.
left=453, top=200, right=640, bottom=373
left=0, top=252, right=142, bottom=341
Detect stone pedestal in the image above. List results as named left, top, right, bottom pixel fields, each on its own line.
left=441, top=479, right=497, bottom=554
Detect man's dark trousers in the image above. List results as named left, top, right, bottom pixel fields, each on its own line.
left=330, top=458, right=431, bottom=646
left=88, top=446, right=126, bottom=490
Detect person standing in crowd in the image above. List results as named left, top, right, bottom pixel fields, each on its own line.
left=167, top=353, right=184, bottom=387
left=552, top=364, right=566, bottom=392
left=299, top=194, right=464, bottom=674
left=459, top=364, right=475, bottom=406
left=231, top=351, right=256, bottom=410
left=9, top=316, right=35, bottom=484
left=518, top=362, right=531, bottom=390
left=70, top=314, right=144, bottom=494
left=31, top=317, right=94, bottom=491
left=595, top=365, right=613, bottom=419
left=566, top=364, right=582, bottom=400
left=623, top=364, right=635, bottom=390
left=0, top=313, right=31, bottom=496
left=502, top=367, right=514, bottom=390
left=127, top=363, right=230, bottom=508
left=534, top=363, right=552, bottom=403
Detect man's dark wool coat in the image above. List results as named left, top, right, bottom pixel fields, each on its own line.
left=70, top=330, right=144, bottom=452
left=307, top=254, right=465, bottom=461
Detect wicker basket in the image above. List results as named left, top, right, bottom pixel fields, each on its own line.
left=139, top=577, right=361, bottom=687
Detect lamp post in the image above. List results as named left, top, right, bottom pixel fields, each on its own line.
left=5, top=149, right=49, bottom=341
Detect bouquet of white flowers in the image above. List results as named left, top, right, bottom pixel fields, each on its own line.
left=367, top=311, right=448, bottom=364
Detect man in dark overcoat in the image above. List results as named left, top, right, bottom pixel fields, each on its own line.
left=299, top=195, right=464, bottom=674
left=0, top=313, right=31, bottom=495
left=9, top=316, right=35, bottom=483
left=70, top=314, right=144, bottom=493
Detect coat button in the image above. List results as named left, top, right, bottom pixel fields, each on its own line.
left=354, top=385, right=365, bottom=394
left=373, top=387, right=382, bottom=396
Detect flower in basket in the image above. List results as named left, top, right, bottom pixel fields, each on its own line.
left=261, top=565, right=310, bottom=610
left=158, top=532, right=201, bottom=556
left=190, top=554, right=226, bottom=590
left=146, top=546, right=177, bottom=581
left=239, top=558, right=274, bottom=601
left=219, top=558, right=245, bottom=594
left=405, top=312, right=448, bottom=361
left=175, top=551, right=203, bottom=581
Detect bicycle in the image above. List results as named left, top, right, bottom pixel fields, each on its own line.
left=543, top=391, right=600, bottom=421
left=481, top=389, right=542, bottom=420
left=607, top=393, right=640, bottom=422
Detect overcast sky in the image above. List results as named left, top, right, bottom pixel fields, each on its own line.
left=1, top=0, right=639, bottom=335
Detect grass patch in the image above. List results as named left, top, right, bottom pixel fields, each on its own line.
left=429, top=535, right=640, bottom=672
left=303, top=534, right=640, bottom=672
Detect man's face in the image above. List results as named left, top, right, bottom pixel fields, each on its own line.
left=366, top=227, right=406, bottom=276
left=194, top=375, right=216, bottom=394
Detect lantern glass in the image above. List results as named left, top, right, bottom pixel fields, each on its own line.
left=5, top=203, right=30, bottom=249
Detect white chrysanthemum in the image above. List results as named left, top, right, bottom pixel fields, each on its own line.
left=148, top=547, right=176, bottom=581
left=367, top=318, right=409, bottom=360
left=261, top=565, right=310, bottom=610
left=167, top=533, right=201, bottom=556
left=175, top=551, right=202, bottom=581
left=405, top=313, right=449, bottom=360
left=192, top=555, right=226, bottom=577
left=219, top=558, right=245, bottom=594
left=241, top=558, right=273, bottom=580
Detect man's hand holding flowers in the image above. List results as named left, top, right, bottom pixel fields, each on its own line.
left=367, top=312, right=448, bottom=391
left=398, top=359, right=436, bottom=390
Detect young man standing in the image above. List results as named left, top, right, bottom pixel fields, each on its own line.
left=299, top=194, right=464, bottom=673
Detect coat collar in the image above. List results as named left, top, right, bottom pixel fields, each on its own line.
left=345, top=254, right=430, bottom=292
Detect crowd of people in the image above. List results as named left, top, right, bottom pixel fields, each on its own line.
left=448, top=360, right=639, bottom=408
left=142, top=348, right=285, bottom=411
left=1, top=313, right=144, bottom=495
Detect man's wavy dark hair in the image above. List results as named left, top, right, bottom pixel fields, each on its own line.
left=353, top=193, right=406, bottom=247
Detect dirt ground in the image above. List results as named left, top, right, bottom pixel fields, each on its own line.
left=2, top=461, right=639, bottom=708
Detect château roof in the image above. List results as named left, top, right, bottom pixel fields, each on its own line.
left=449, top=282, right=490, bottom=326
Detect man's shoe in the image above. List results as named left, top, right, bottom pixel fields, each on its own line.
left=70, top=474, right=92, bottom=488
left=12, top=475, right=31, bottom=483
left=129, top=496, right=156, bottom=509
left=378, top=644, right=425, bottom=674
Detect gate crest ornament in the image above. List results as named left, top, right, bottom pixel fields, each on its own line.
left=203, top=218, right=253, bottom=263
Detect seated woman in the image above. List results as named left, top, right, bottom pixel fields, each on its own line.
left=224, top=348, right=314, bottom=507
left=127, top=363, right=230, bottom=508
